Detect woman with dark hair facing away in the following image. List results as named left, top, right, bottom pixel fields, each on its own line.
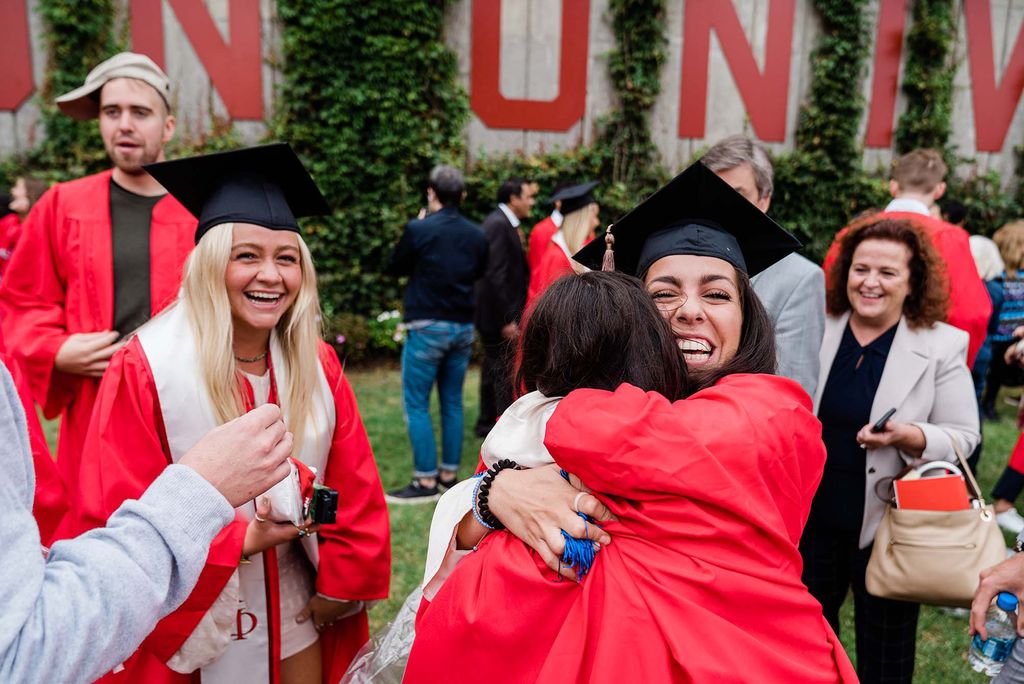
left=802, top=218, right=978, bottom=683
left=405, top=163, right=856, bottom=683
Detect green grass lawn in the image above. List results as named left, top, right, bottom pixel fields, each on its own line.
left=41, top=367, right=1021, bottom=681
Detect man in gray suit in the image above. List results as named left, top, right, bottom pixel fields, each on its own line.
left=701, top=135, right=825, bottom=396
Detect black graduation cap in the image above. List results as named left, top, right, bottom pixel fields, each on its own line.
left=573, top=161, right=800, bottom=277
left=144, top=143, right=330, bottom=243
left=551, top=180, right=598, bottom=215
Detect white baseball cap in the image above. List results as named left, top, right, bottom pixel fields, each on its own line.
left=55, top=52, right=171, bottom=121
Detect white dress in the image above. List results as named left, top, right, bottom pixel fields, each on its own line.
left=242, top=370, right=318, bottom=659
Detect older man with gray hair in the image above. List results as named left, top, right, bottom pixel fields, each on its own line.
left=385, top=166, right=489, bottom=503
left=701, top=135, right=825, bottom=396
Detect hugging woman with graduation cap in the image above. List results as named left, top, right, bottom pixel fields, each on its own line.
left=71, top=144, right=390, bottom=684
left=405, top=163, right=856, bottom=683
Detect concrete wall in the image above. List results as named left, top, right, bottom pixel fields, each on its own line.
left=1, top=0, right=1022, bottom=182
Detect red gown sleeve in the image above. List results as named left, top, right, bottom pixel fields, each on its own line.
left=545, top=375, right=827, bottom=550
left=314, top=342, right=391, bottom=680
left=315, top=341, right=391, bottom=600
left=0, top=187, right=76, bottom=418
left=73, top=338, right=246, bottom=665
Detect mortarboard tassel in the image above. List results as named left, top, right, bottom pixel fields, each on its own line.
left=559, top=512, right=599, bottom=582
left=601, top=227, right=615, bottom=272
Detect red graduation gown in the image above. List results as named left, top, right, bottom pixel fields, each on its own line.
left=73, top=338, right=391, bottom=683
left=525, top=241, right=572, bottom=307
left=526, top=216, right=559, bottom=273
left=0, top=170, right=195, bottom=496
left=406, top=376, right=856, bottom=683
left=0, top=212, right=21, bottom=277
left=824, top=212, right=990, bottom=366
left=0, top=330, right=67, bottom=546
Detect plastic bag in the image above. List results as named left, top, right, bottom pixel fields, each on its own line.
left=264, top=459, right=317, bottom=526
left=339, top=587, right=421, bottom=683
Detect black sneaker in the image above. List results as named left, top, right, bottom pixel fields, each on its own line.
left=385, top=480, right=440, bottom=504
left=438, top=474, right=460, bottom=490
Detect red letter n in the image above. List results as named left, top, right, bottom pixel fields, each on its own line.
left=130, top=0, right=262, bottom=120
left=678, top=0, right=796, bottom=142
left=0, top=0, right=34, bottom=111
left=470, top=0, right=590, bottom=131
left=964, top=0, right=1024, bottom=152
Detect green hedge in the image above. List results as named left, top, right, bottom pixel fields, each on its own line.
left=273, top=0, right=469, bottom=319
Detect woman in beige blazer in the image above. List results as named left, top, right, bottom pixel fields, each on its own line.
left=800, top=217, right=980, bottom=684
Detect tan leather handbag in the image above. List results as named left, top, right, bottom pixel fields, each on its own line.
left=865, top=437, right=1007, bottom=608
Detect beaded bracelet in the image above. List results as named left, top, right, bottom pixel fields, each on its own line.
left=470, top=474, right=492, bottom=530
left=473, top=458, right=520, bottom=530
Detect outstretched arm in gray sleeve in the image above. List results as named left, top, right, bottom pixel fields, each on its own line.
left=0, top=364, right=234, bottom=682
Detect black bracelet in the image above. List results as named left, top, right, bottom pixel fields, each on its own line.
left=475, top=459, right=520, bottom=530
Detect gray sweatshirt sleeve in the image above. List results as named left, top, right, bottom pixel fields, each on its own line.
left=0, top=363, right=235, bottom=683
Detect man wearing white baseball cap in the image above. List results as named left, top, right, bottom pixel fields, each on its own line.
left=0, top=52, right=197, bottom=507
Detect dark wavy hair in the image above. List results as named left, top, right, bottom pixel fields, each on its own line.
left=515, top=271, right=687, bottom=400
left=826, top=218, right=948, bottom=328
left=680, top=268, right=777, bottom=392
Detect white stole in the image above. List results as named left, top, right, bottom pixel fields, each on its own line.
left=136, top=302, right=335, bottom=681
left=421, top=392, right=561, bottom=597
left=551, top=230, right=572, bottom=260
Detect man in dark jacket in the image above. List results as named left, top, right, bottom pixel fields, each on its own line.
left=473, top=177, right=535, bottom=436
left=385, top=166, right=489, bottom=502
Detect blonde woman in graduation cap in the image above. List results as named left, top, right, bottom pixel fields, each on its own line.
left=525, top=181, right=600, bottom=306
left=406, top=163, right=855, bottom=683
left=72, top=144, right=390, bottom=684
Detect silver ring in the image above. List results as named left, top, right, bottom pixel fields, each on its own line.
left=254, top=514, right=267, bottom=523
left=572, top=491, right=587, bottom=514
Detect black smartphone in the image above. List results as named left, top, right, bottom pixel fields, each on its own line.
left=871, top=407, right=897, bottom=433
left=308, top=484, right=339, bottom=525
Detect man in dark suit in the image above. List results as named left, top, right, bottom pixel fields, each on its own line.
left=474, top=177, right=535, bottom=436
left=384, top=166, right=489, bottom=502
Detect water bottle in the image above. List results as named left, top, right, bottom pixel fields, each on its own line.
left=969, top=592, right=1020, bottom=676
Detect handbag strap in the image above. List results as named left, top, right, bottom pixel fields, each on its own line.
left=949, top=435, right=986, bottom=505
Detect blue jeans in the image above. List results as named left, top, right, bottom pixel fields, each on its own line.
left=401, top=321, right=475, bottom=478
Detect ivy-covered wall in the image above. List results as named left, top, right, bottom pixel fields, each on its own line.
left=272, top=0, right=469, bottom=319
left=771, top=0, right=888, bottom=260
left=6, top=0, right=1023, bottom=329
left=29, top=0, right=122, bottom=180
